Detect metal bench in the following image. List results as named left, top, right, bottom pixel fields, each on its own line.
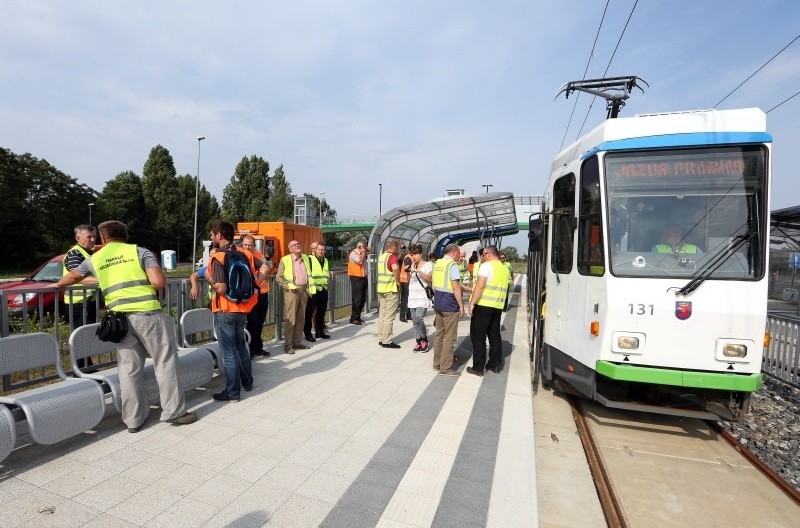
left=179, top=308, right=251, bottom=379
left=0, top=332, right=105, bottom=457
left=0, top=405, right=15, bottom=463
left=68, top=323, right=215, bottom=413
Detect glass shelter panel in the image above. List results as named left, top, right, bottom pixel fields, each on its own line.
left=605, top=146, right=767, bottom=280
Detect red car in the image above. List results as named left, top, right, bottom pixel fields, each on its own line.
left=0, top=254, right=67, bottom=317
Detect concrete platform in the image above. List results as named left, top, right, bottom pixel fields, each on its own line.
left=0, top=288, right=538, bottom=527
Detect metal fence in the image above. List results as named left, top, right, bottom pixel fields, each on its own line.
left=764, top=313, right=800, bottom=389
left=1, top=271, right=357, bottom=391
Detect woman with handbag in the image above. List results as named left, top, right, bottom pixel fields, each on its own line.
left=407, top=244, right=434, bottom=352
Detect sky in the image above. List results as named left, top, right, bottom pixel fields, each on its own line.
left=1, top=1, right=798, bottom=251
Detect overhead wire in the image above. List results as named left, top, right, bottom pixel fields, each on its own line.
left=766, top=89, right=800, bottom=113
left=575, top=0, right=639, bottom=139
left=713, top=34, right=800, bottom=108
left=559, top=0, right=610, bottom=151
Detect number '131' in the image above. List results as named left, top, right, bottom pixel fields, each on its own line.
left=628, top=303, right=654, bottom=315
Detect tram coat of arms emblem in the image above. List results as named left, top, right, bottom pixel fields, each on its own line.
left=675, top=301, right=692, bottom=320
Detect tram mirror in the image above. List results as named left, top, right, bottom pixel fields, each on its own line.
left=529, top=219, right=544, bottom=253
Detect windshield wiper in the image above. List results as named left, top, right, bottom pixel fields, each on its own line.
left=676, top=232, right=754, bottom=296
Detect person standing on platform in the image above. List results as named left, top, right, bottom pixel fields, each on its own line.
left=189, top=247, right=218, bottom=306
left=431, top=243, right=463, bottom=376
left=57, top=220, right=198, bottom=432
left=242, top=235, right=273, bottom=357
left=398, top=245, right=412, bottom=322
left=62, top=224, right=99, bottom=370
left=348, top=242, right=370, bottom=325
left=276, top=240, right=316, bottom=354
left=458, top=248, right=472, bottom=296
left=209, top=221, right=269, bottom=402
left=467, top=245, right=509, bottom=376
left=407, top=244, right=433, bottom=352
left=377, top=239, right=401, bottom=348
left=304, top=241, right=331, bottom=340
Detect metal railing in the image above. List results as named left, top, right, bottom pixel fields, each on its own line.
left=764, top=313, right=800, bottom=389
left=1, top=272, right=357, bottom=391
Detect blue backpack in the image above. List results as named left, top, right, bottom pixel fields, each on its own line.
left=221, top=246, right=256, bottom=303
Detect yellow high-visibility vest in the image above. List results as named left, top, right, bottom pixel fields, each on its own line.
left=475, top=260, right=509, bottom=310
left=92, top=243, right=160, bottom=313
left=376, top=252, right=398, bottom=293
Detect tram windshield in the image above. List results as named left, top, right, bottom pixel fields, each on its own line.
left=604, top=145, right=767, bottom=280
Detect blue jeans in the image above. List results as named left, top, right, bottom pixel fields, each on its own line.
left=214, top=312, right=253, bottom=398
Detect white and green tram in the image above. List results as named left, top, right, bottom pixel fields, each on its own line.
left=528, top=107, right=771, bottom=420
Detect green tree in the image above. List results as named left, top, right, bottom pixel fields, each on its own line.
left=141, top=145, right=182, bottom=252
left=221, top=155, right=270, bottom=223
left=266, top=164, right=294, bottom=221
left=176, top=174, right=221, bottom=260
left=500, top=246, right=520, bottom=261
left=20, top=153, right=97, bottom=262
left=98, top=170, right=154, bottom=249
left=0, top=148, right=32, bottom=262
left=196, top=184, right=221, bottom=246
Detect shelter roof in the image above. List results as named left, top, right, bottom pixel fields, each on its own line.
left=368, top=192, right=518, bottom=256
left=772, top=205, right=800, bottom=250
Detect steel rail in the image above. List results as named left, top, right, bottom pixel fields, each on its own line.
left=569, top=396, right=628, bottom=528
left=709, top=421, right=800, bottom=506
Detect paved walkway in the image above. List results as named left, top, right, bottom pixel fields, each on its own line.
left=0, top=287, right=536, bottom=528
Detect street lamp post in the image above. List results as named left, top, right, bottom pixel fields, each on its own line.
left=88, top=203, right=94, bottom=226
left=192, top=136, right=205, bottom=269
left=482, top=184, right=493, bottom=193
left=319, top=192, right=325, bottom=227
left=378, top=184, right=382, bottom=218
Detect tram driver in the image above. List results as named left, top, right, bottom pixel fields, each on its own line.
left=651, top=225, right=702, bottom=254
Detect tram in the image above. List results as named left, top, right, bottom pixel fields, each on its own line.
left=529, top=80, right=772, bottom=420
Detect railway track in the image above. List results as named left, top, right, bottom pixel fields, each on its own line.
left=569, top=397, right=800, bottom=527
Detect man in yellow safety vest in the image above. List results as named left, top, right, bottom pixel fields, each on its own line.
left=376, top=239, right=401, bottom=348
left=57, top=220, right=198, bottom=433
left=467, top=245, right=510, bottom=376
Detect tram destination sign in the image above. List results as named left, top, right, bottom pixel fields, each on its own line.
left=609, top=155, right=746, bottom=179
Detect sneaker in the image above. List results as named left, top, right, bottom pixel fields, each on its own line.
left=128, top=424, right=143, bottom=433
left=380, top=342, right=401, bottom=349
left=243, top=385, right=253, bottom=392
left=212, top=392, right=240, bottom=402
left=350, top=319, right=363, bottom=325
left=419, top=341, right=429, bottom=352
left=294, top=343, right=309, bottom=350
left=413, top=342, right=422, bottom=352
left=284, top=348, right=295, bottom=355
left=439, top=369, right=460, bottom=376
left=466, top=367, right=484, bottom=377
left=169, top=412, right=199, bottom=425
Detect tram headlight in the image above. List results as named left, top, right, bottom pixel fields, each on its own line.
left=722, top=344, right=747, bottom=358
left=611, top=332, right=645, bottom=355
left=715, top=339, right=754, bottom=363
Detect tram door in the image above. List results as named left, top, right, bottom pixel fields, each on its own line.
left=544, top=173, right=576, bottom=353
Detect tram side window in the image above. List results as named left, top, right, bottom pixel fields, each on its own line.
left=551, top=173, right=575, bottom=274
left=578, top=156, right=604, bottom=276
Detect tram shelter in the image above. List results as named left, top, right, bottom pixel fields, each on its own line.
left=771, top=205, right=800, bottom=250
left=367, top=192, right=519, bottom=258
